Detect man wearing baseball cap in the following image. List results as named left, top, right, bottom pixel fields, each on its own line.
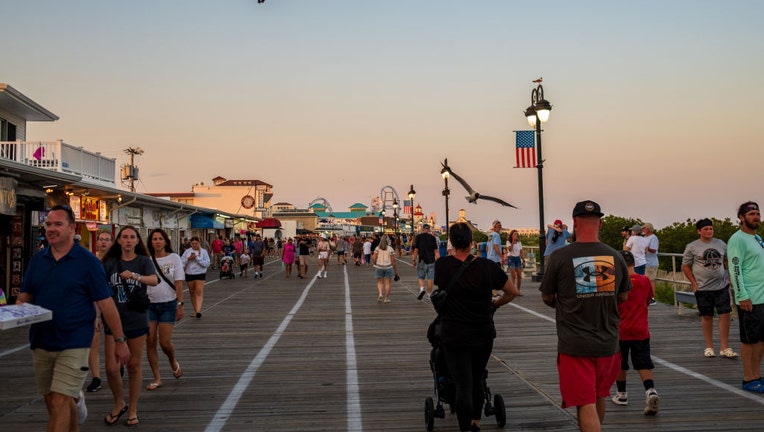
left=412, top=224, right=439, bottom=300
left=540, top=200, right=631, bottom=431
left=728, top=201, right=764, bottom=393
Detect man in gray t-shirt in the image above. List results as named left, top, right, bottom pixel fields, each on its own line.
left=681, top=218, right=737, bottom=358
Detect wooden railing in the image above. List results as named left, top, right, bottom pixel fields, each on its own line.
left=0, top=140, right=116, bottom=184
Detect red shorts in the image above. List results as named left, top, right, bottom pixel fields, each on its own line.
left=557, top=352, right=621, bottom=408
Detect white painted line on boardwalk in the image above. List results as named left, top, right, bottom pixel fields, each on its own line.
left=509, top=302, right=764, bottom=405
left=344, top=264, right=363, bottom=431
left=204, top=275, right=318, bottom=432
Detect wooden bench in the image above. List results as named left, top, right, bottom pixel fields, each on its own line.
left=674, top=289, right=697, bottom=315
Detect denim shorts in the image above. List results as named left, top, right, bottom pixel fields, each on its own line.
left=416, top=261, right=435, bottom=280
left=148, top=300, right=178, bottom=323
left=375, top=267, right=394, bottom=279
left=507, top=256, right=522, bottom=269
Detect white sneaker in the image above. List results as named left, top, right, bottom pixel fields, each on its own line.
left=611, top=391, right=628, bottom=406
left=644, top=389, right=660, bottom=415
left=322, top=271, right=327, bottom=278
left=76, top=390, right=88, bottom=424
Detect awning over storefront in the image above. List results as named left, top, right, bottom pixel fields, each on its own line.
left=190, top=214, right=224, bottom=229
left=256, top=218, right=281, bottom=228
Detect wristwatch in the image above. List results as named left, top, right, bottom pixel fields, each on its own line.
left=177, top=301, right=184, bottom=306
left=114, top=335, right=127, bottom=344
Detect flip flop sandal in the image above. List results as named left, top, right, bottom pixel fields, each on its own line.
left=125, top=417, right=140, bottom=426
left=173, top=362, right=183, bottom=379
left=146, top=382, right=162, bottom=391
left=104, top=405, right=128, bottom=425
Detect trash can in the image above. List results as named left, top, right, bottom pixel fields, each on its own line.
left=439, top=240, right=447, bottom=257
left=478, top=242, right=487, bottom=258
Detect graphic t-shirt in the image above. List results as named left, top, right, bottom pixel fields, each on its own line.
left=728, top=230, right=764, bottom=305
left=103, top=255, right=157, bottom=332
left=539, top=242, right=631, bottom=357
left=149, top=253, right=184, bottom=303
left=682, top=238, right=728, bottom=292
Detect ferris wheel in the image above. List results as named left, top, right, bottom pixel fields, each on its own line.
left=379, top=185, right=400, bottom=212
left=308, top=197, right=333, bottom=212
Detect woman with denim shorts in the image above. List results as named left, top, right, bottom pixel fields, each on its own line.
left=101, top=226, right=159, bottom=426
left=506, top=230, right=525, bottom=296
left=372, top=236, right=399, bottom=303
left=145, top=229, right=185, bottom=392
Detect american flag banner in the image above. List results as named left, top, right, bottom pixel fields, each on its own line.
left=515, top=130, right=536, bottom=168
left=403, top=199, right=413, bottom=215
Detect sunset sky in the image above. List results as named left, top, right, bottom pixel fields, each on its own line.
left=4, top=0, right=763, bottom=231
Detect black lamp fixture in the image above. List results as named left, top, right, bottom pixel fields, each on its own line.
left=525, top=83, right=552, bottom=281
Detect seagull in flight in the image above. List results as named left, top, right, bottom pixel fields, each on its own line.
left=441, top=162, right=518, bottom=208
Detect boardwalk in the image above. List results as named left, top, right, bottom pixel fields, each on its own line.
left=1, top=256, right=763, bottom=431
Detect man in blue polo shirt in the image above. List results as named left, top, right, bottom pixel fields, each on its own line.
left=17, top=205, right=129, bottom=430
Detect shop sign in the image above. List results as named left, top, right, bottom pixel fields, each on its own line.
left=82, top=196, right=99, bottom=220
left=68, top=196, right=82, bottom=220
left=99, top=200, right=109, bottom=222
left=0, top=177, right=18, bottom=216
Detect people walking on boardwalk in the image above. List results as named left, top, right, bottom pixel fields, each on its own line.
left=681, top=218, right=738, bottom=359
left=412, top=224, right=440, bottom=300
left=316, top=233, right=331, bottom=278
left=727, top=201, right=764, bottom=393
left=297, top=236, right=311, bottom=279
left=336, top=236, right=348, bottom=265
left=624, top=225, right=647, bottom=275
left=506, top=230, right=525, bottom=296
left=352, top=235, right=363, bottom=266
left=642, top=223, right=659, bottom=305
left=486, top=220, right=503, bottom=266
left=544, top=219, right=571, bottom=257
left=239, top=251, right=251, bottom=277
left=211, top=235, right=223, bottom=270
left=249, top=234, right=266, bottom=278
left=181, top=237, right=210, bottom=319
left=612, top=250, right=660, bottom=416
left=282, top=237, right=296, bottom=278
left=18, top=205, right=130, bottom=430
left=146, top=228, right=185, bottom=392
left=372, top=235, right=399, bottom=303
left=363, top=236, right=373, bottom=266
left=434, top=222, right=518, bottom=432
left=86, top=230, right=114, bottom=393
left=540, top=200, right=631, bottom=432
left=101, top=225, right=159, bottom=426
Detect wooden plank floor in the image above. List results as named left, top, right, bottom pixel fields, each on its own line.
left=1, top=256, right=763, bottom=431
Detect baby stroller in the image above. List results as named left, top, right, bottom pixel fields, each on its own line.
left=219, top=254, right=235, bottom=279
left=424, top=315, right=506, bottom=432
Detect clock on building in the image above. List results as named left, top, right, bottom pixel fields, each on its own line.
left=241, top=195, right=256, bottom=209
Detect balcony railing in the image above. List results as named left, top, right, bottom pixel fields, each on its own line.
left=0, top=140, right=116, bottom=184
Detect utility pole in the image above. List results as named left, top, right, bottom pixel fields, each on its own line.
left=122, top=147, right=144, bottom=192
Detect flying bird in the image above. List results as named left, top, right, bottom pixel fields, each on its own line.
left=533, top=77, right=543, bottom=83
left=441, top=162, right=518, bottom=208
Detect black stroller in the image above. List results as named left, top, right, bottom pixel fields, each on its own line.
left=424, top=315, right=506, bottom=432
left=219, top=254, right=235, bottom=279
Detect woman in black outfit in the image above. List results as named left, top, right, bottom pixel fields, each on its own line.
left=434, top=223, right=518, bottom=432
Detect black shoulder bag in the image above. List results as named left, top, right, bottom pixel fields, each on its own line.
left=151, top=256, right=175, bottom=289
left=430, top=255, right=474, bottom=314
left=118, top=259, right=151, bottom=313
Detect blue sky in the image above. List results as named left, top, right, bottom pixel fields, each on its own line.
left=4, top=0, right=763, bottom=231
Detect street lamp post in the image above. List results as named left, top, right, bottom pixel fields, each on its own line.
left=524, top=84, right=552, bottom=281
left=408, top=185, right=416, bottom=253
left=380, top=209, right=386, bottom=233
left=392, top=199, right=399, bottom=237
left=441, top=159, right=451, bottom=244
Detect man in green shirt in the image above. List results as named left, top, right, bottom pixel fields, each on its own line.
left=728, top=201, right=764, bottom=393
